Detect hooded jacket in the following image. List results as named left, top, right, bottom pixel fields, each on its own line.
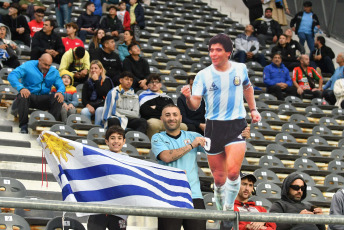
left=122, top=55, right=150, bottom=90
left=0, top=23, right=20, bottom=55
left=270, top=173, right=326, bottom=230
left=52, top=70, right=78, bottom=107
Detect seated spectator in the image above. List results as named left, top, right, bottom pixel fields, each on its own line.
left=19, top=0, right=45, bottom=20
left=28, top=8, right=44, bottom=37
left=293, top=54, right=323, bottom=99
left=234, top=24, right=266, bottom=67
left=127, top=0, right=145, bottom=40
left=323, top=53, right=344, bottom=105
left=55, top=0, right=72, bottom=28
left=81, top=60, right=113, bottom=126
left=123, top=42, right=149, bottom=91
left=312, top=36, right=335, bottom=75
left=62, top=22, right=84, bottom=51
left=270, top=172, right=325, bottom=230
left=272, top=34, right=299, bottom=71
left=118, top=30, right=136, bottom=61
left=103, top=71, right=147, bottom=133
left=31, top=19, right=65, bottom=63
left=0, top=23, right=20, bottom=68
left=253, top=7, right=282, bottom=46
left=77, top=1, right=100, bottom=42
left=100, top=5, right=124, bottom=43
left=334, top=77, right=344, bottom=109
left=0, top=2, right=10, bottom=20
left=102, top=0, right=120, bottom=14
left=8, top=53, right=65, bottom=134
left=52, top=70, right=78, bottom=122
left=88, top=28, right=105, bottom=56
left=285, top=28, right=305, bottom=59
left=235, top=172, right=276, bottom=230
left=59, top=46, right=90, bottom=86
left=329, top=188, right=344, bottom=230
left=90, top=0, right=102, bottom=17
left=92, top=35, right=122, bottom=86
left=177, top=75, right=205, bottom=135
left=263, top=53, right=297, bottom=100
left=117, top=1, right=130, bottom=31
left=139, top=74, right=187, bottom=139
left=3, top=3, right=30, bottom=46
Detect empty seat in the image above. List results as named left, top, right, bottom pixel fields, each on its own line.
left=75, top=139, right=99, bottom=148
left=166, top=61, right=184, bottom=70
left=307, top=136, right=328, bottom=147
left=324, top=174, right=344, bottom=192
left=255, top=182, right=281, bottom=201
left=190, top=63, right=206, bottom=73
left=28, top=110, right=62, bottom=130
left=259, top=155, right=285, bottom=169
left=275, top=133, right=298, bottom=144
left=312, top=125, right=332, bottom=136
left=285, top=95, right=303, bottom=104
left=125, top=131, right=151, bottom=148
left=311, top=98, right=328, bottom=106
left=176, top=53, right=194, bottom=65
left=87, top=127, right=106, bottom=145
left=171, top=39, right=189, bottom=49
left=331, top=149, right=344, bottom=160
left=185, top=48, right=203, bottom=58
left=0, top=177, right=26, bottom=198
left=0, top=85, right=17, bottom=100
left=152, top=52, right=170, bottom=62
left=289, top=114, right=314, bottom=128
left=265, top=143, right=289, bottom=156
left=253, top=168, right=280, bottom=185
left=303, top=185, right=327, bottom=206
left=46, top=216, right=86, bottom=230
left=160, top=75, right=179, bottom=87
left=148, top=37, right=165, bottom=47
left=294, top=157, right=319, bottom=171
left=17, top=44, right=31, bottom=56
left=305, top=105, right=324, bottom=118
left=298, top=172, right=316, bottom=186
left=66, top=114, right=100, bottom=130
left=278, top=103, right=297, bottom=115
left=328, top=160, right=344, bottom=173
left=260, top=111, right=283, bottom=125
left=170, top=69, right=188, bottom=80
left=162, top=45, right=179, bottom=56
left=246, top=61, right=263, bottom=71
left=121, top=143, right=142, bottom=159
left=50, top=124, right=78, bottom=140
left=319, top=117, right=340, bottom=127
left=199, top=56, right=211, bottom=66
left=281, top=123, right=302, bottom=134
left=167, top=93, right=179, bottom=105
left=141, top=43, right=155, bottom=53
left=298, top=147, right=322, bottom=158
left=53, top=27, right=67, bottom=37
left=203, top=193, right=221, bottom=229
left=193, top=42, right=209, bottom=52
left=0, top=213, right=30, bottom=229
left=248, top=196, right=272, bottom=211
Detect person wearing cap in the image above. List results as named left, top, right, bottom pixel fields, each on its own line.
left=290, top=1, right=320, bottom=53
left=181, top=33, right=260, bottom=229
left=270, top=172, right=325, bottom=230
left=234, top=172, right=276, bottom=230
left=52, top=70, right=78, bottom=122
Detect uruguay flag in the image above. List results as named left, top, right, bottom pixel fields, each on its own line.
left=37, top=131, right=193, bottom=213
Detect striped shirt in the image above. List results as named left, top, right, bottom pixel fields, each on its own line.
left=192, top=61, right=250, bottom=120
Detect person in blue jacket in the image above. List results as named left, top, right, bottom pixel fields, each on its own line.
left=90, top=0, right=102, bottom=17
left=263, top=53, right=298, bottom=100
left=8, top=53, right=65, bottom=134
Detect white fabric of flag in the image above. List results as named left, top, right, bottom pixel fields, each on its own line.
left=37, top=131, right=193, bottom=211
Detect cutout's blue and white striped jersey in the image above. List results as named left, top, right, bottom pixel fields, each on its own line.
left=192, top=61, right=250, bottom=120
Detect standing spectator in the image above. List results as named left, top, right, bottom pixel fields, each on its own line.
left=285, top=28, right=305, bottom=59
left=263, top=53, right=297, bottom=100
left=90, top=0, right=102, bottom=17
left=269, top=0, right=289, bottom=26
left=2, top=3, right=30, bottom=46
left=28, top=8, right=44, bottom=37
left=123, top=42, right=150, bottom=91
left=271, top=34, right=299, bottom=71
left=81, top=60, right=113, bottom=126
left=242, top=0, right=263, bottom=24
left=235, top=172, right=276, bottom=230
left=128, top=0, right=145, bottom=40
left=329, top=189, right=344, bottom=230
left=270, top=172, right=325, bottom=230
left=253, top=7, right=282, bottom=46
left=139, top=74, right=187, bottom=139
left=19, top=0, right=45, bottom=20
left=334, top=77, right=344, bottom=109
left=177, top=75, right=205, bottom=135
left=77, top=1, right=100, bottom=42
left=290, top=1, right=320, bottom=53
left=59, top=46, right=90, bottom=86
left=323, top=53, right=344, bottom=105
left=91, top=35, right=122, bottom=86
left=62, top=22, right=84, bottom=51
left=8, top=53, right=65, bottom=134
left=234, top=24, right=266, bottom=67
left=88, top=28, right=105, bottom=56
left=102, top=0, right=120, bottom=14
left=293, top=54, right=323, bottom=99
left=118, top=30, right=136, bottom=61
left=100, top=5, right=124, bottom=42
left=117, top=1, right=130, bottom=31
left=55, top=0, right=72, bottom=28
left=102, top=71, right=148, bottom=133
left=31, top=19, right=65, bottom=63
left=312, top=36, right=335, bottom=75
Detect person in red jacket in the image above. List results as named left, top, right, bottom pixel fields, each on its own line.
left=234, top=173, right=276, bottom=230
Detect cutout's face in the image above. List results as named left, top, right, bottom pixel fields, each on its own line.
left=161, top=106, right=182, bottom=132
left=209, top=43, right=231, bottom=69
left=105, top=133, right=125, bottom=153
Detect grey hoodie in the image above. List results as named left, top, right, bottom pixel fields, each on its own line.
left=329, top=189, right=344, bottom=230
left=270, top=172, right=326, bottom=230
left=0, top=23, right=21, bottom=55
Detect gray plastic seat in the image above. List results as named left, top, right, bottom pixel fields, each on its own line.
left=176, top=53, right=194, bottom=65
left=121, top=143, right=143, bottom=159
left=170, top=69, right=188, bottom=80
left=339, top=138, right=344, bottom=148
left=196, top=151, right=208, bottom=167
left=125, top=131, right=151, bottom=148
left=319, top=117, right=339, bottom=126
left=311, top=98, right=328, bottom=106
left=332, top=108, right=344, bottom=118
left=294, top=157, right=319, bottom=171
left=289, top=114, right=310, bottom=124
left=312, top=125, right=332, bottom=136
left=250, top=121, right=272, bottom=132
left=160, top=75, right=179, bottom=87
left=246, top=61, right=263, bottom=71
left=307, top=136, right=328, bottom=147
left=190, top=63, right=206, bottom=73
left=275, top=133, right=298, bottom=144
left=203, top=193, right=221, bottom=230
left=324, top=174, right=344, bottom=192
left=260, top=111, right=282, bottom=125
left=249, top=130, right=266, bottom=141
left=259, top=155, right=284, bottom=169
left=28, top=110, right=62, bottom=130
left=303, top=185, right=327, bottom=205
left=255, top=182, right=281, bottom=201
left=148, top=37, right=165, bottom=47
left=50, top=124, right=78, bottom=140
left=305, top=105, right=324, bottom=117
left=278, top=103, right=297, bottom=115
left=331, top=149, right=344, bottom=160
left=45, top=216, right=86, bottom=230
left=141, top=43, right=155, bottom=53
left=253, top=168, right=280, bottom=185
left=327, top=160, right=344, bottom=173
left=75, top=139, right=99, bottom=148
left=281, top=123, right=302, bottom=133
left=0, top=67, right=14, bottom=80
left=0, top=213, right=30, bottom=230
left=200, top=56, right=211, bottom=66
left=185, top=48, right=203, bottom=58
left=248, top=196, right=272, bottom=211
left=87, top=127, right=106, bottom=145
left=258, top=93, right=277, bottom=102
left=285, top=95, right=302, bottom=104
left=266, top=143, right=289, bottom=155
left=152, top=52, right=170, bottom=63
left=66, top=114, right=100, bottom=130
left=297, top=172, right=316, bottom=186
left=167, top=93, right=179, bottom=105
left=149, top=66, right=162, bottom=74
left=0, top=177, right=26, bottom=198
left=0, top=85, right=18, bottom=100
left=166, top=61, right=184, bottom=70
left=298, top=147, right=321, bottom=158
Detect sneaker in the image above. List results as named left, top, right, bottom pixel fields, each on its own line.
left=20, top=125, right=28, bottom=134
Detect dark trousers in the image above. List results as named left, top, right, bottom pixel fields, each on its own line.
left=267, top=85, right=298, bottom=100
left=315, top=56, right=335, bottom=75
left=301, top=89, right=322, bottom=99
left=234, top=50, right=267, bottom=67
left=79, top=30, right=94, bottom=42
left=186, top=123, right=204, bottom=135
left=16, top=93, right=62, bottom=127
left=323, top=89, right=336, bottom=105
left=158, top=199, right=206, bottom=230
left=87, top=214, right=126, bottom=230
left=108, top=117, right=148, bottom=134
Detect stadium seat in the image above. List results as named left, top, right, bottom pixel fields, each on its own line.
left=170, top=69, right=189, bottom=80
left=0, top=213, right=30, bottom=229
left=289, top=114, right=315, bottom=128
left=298, top=147, right=322, bottom=158
left=303, top=186, right=328, bottom=207
left=146, top=58, right=161, bottom=69
left=196, top=30, right=211, bottom=39
left=190, top=63, right=206, bottom=73
left=250, top=76, right=265, bottom=88
left=66, top=114, right=100, bottom=130
left=246, top=61, right=263, bottom=71
left=121, top=143, right=144, bottom=159
left=151, top=52, right=170, bottom=63
left=307, top=136, right=335, bottom=152
left=125, top=131, right=151, bottom=148
left=166, top=61, right=184, bottom=71
left=275, top=133, right=303, bottom=149
left=17, top=44, right=31, bottom=56
left=185, top=48, right=203, bottom=58
left=176, top=54, right=194, bottom=65
left=50, top=124, right=78, bottom=140
left=332, top=108, right=344, bottom=119
left=248, top=196, right=272, bottom=211
left=305, top=105, right=324, bottom=118
left=0, top=177, right=26, bottom=198
left=167, top=93, right=179, bottom=105
left=160, top=75, right=179, bottom=87
left=200, top=56, right=211, bottom=66
left=203, top=193, right=221, bottom=230
left=260, top=111, right=284, bottom=126
left=294, top=157, right=319, bottom=172
left=312, top=125, right=333, bottom=137
left=171, top=39, right=189, bottom=49
left=259, top=155, right=291, bottom=173
left=141, top=43, right=156, bottom=54
left=161, top=45, right=179, bottom=56
left=265, top=143, right=290, bottom=157
left=250, top=121, right=277, bottom=136
left=319, top=117, right=340, bottom=128
left=249, top=130, right=270, bottom=146
left=28, top=110, right=63, bottom=130
left=253, top=168, right=281, bottom=185
left=0, top=85, right=17, bottom=100
left=331, top=149, right=344, bottom=160
left=281, top=123, right=303, bottom=134
left=298, top=172, right=317, bottom=186
left=75, top=139, right=99, bottom=148
left=338, top=138, right=344, bottom=148
left=278, top=103, right=298, bottom=116
left=54, top=27, right=67, bottom=37
left=328, top=160, right=344, bottom=174
left=324, top=174, right=344, bottom=192
left=196, top=151, right=208, bottom=167
left=87, top=127, right=106, bottom=145
left=148, top=37, right=165, bottom=47
left=255, top=182, right=281, bottom=202
left=46, top=216, right=86, bottom=230
left=198, top=167, right=212, bottom=192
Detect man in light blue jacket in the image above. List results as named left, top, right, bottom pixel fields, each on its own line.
left=8, top=53, right=65, bottom=134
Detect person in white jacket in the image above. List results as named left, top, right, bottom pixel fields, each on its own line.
left=334, top=73, right=344, bottom=109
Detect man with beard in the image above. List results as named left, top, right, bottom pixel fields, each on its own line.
left=270, top=172, right=325, bottom=230
left=312, top=36, right=335, bottom=75
left=8, top=53, right=65, bottom=134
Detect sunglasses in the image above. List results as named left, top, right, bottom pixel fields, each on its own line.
left=290, top=185, right=306, bottom=191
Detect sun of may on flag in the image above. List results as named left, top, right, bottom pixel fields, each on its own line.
left=37, top=131, right=194, bottom=211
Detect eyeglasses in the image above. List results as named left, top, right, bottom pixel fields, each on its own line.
left=149, top=81, right=160, bottom=85
left=289, top=185, right=306, bottom=191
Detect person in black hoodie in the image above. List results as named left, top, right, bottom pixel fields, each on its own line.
left=77, top=1, right=99, bottom=42
left=272, top=34, right=299, bottom=71
left=123, top=42, right=150, bottom=91
left=100, top=5, right=124, bottom=43
left=270, top=172, right=325, bottom=230
left=31, top=19, right=65, bottom=63
left=2, top=3, right=30, bottom=46
left=312, top=36, right=335, bottom=75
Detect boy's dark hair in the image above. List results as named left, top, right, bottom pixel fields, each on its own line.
left=303, top=1, right=312, bottom=7
left=187, top=75, right=195, bottom=84
left=146, top=74, right=161, bottom=85
left=208, top=33, right=233, bottom=53
left=265, top=7, right=273, bottom=12
left=119, top=1, right=126, bottom=6
left=128, top=42, right=141, bottom=51
left=101, top=35, right=114, bottom=45
left=317, top=36, right=325, bottom=45
left=35, top=8, right=45, bottom=14
left=65, top=22, right=78, bottom=31
left=74, top=47, right=86, bottom=59
left=107, top=5, right=117, bottom=11
left=120, top=71, right=134, bottom=79
left=105, top=125, right=125, bottom=140
left=85, top=1, right=95, bottom=10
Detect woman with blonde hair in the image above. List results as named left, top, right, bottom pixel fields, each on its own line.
left=81, top=60, right=113, bottom=126
left=89, top=29, right=106, bottom=56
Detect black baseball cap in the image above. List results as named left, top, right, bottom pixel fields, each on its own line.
left=240, top=172, right=257, bottom=183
